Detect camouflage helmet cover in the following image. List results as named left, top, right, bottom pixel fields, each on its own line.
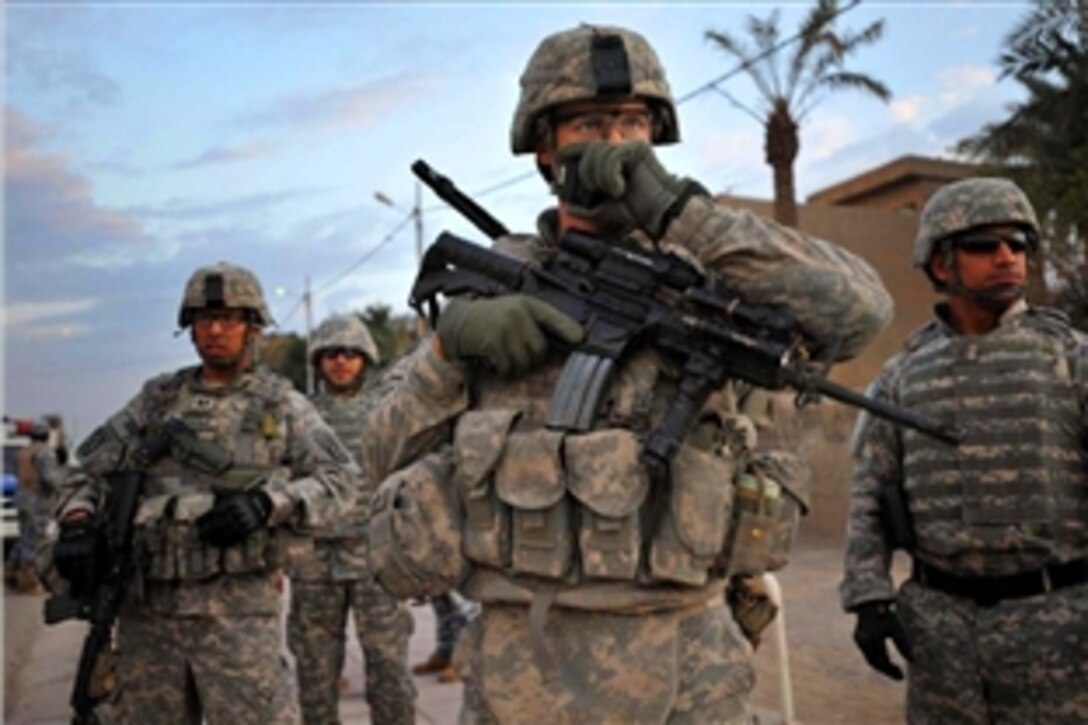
left=913, top=177, right=1039, bottom=268
left=511, top=24, right=679, bottom=154
left=310, top=314, right=381, bottom=365
left=178, top=261, right=274, bottom=328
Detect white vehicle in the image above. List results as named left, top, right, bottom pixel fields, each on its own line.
left=2, top=437, right=26, bottom=557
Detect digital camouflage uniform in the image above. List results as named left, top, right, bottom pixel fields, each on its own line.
left=58, top=263, right=356, bottom=725
left=12, top=434, right=60, bottom=582
left=360, top=23, right=891, bottom=717
left=286, top=314, right=416, bottom=725
left=842, top=178, right=1088, bottom=723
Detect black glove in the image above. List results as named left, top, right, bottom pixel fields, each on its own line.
left=53, top=519, right=108, bottom=598
left=853, top=600, right=913, bottom=680
left=436, top=295, right=584, bottom=377
left=196, top=489, right=273, bottom=548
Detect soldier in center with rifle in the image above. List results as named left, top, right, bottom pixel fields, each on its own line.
left=361, top=24, right=894, bottom=722
left=49, top=262, right=356, bottom=724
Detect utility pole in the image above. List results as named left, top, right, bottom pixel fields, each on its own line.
left=303, top=274, right=314, bottom=395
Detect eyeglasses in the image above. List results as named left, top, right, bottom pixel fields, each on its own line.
left=192, top=309, right=249, bottom=329
left=320, top=347, right=363, bottom=361
left=554, top=108, right=653, bottom=140
left=953, top=230, right=1033, bottom=256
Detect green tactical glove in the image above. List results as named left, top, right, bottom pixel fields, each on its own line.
left=436, top=295, right=584, bottom=377
left=554, top=141, right=697, bottom=238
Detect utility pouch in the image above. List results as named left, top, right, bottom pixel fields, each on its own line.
left=135, top=495, right=175, bottom=581
left=650, top=444, right=734, bottom=586
left=453, top=410, right=520, bottom=569
left=723, top=452, right=809, bottom=575
left=368, top=449, right=469, bottom=600
left=566, top=429, right=647, bottom=581
left=495, top=430, right=572, bottom=580
left=170, top=494, right=219, bottom=581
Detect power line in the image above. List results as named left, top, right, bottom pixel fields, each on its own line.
left=314, top=214, right=415, bottom=297
left=676, top=0, right=863, bottom=104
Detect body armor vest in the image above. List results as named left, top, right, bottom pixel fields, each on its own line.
left=135, top=367, right=290, bottom=582
left=446, top=235, right=808, bottom=608
left=310, top=390, right=370, bottom=540
left=897, top=309, right=1087, bottom=576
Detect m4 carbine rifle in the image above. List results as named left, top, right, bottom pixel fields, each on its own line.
left=409, top=160, right=961, bottom=472
left=45, top=418, right=231, bottom=724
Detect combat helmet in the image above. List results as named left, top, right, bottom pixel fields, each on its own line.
left=177, top=262, right=274, bottom=328
left=511, top=24, right=679, bottom=154
left=310, top=314, right=381, bottom=366
left=913, top=177, right=1039, bottom=269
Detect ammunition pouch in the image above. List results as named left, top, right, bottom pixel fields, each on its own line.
left=451, top=410, right=757, bottom=591
left=136, top=466, right=283, bottom=582
left=367, top=449, right=470, bottom=599
left=720, top=452, right=810, bottom=576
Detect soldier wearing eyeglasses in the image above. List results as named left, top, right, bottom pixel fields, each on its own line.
left=286, top=313, right=417, bottom=724
left=842, top=177, right=1088, bottom=723
left=359, top=24, right=892, bottom=723
left=50, top=262, right=356, bottom=723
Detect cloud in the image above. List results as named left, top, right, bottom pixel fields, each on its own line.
left=126, top=187, right=329, bottom=222
left=173, top=141, right=280, bottom=170
left=236, top=72, right=437, bottom=134
left=7, top=35, right=120, bottom=111
left=937, top=65, right=995, bottom=107
left=890, top=96, right=924, bottom=124
left=4, top=298, right=100, bottom=340
left=804, top=115, right=856, bottom=161
left=4, top=298, right=100, bottom=326
left=5, top=108, right=153, bottom=272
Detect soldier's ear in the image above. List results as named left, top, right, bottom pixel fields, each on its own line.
left=929, top=249, right=952, bottom=286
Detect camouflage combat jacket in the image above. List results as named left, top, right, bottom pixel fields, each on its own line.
left=841, top=300, right=1088, bottom=610
left=287, top=387, right=377, bottom=581
left=364, top=199, right=892, bottom=613
left=61, top=365, right=356, bottom=616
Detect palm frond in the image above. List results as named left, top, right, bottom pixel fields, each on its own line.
left=706, top=27, right=777, bottom=102
left=815, top=71, right=891, bottom=102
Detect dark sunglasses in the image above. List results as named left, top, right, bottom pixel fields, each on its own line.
left=953, top=230, right=1032, bottom=255
left=320, top=347, right=363, bottom=360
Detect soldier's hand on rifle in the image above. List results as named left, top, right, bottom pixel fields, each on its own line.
left=53, top=518, right=107, bottom=598
left=555, top=141, right=697, bottom=238
left=852, top=600, right=913, bottom=680
left=436, top=295, right=584, bottom=377
left=196, top=489, right=273, bottom=548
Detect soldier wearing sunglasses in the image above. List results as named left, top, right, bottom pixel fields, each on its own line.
left=286, top=313, right=417, bottom=724
left=842, top=177, right=1088, bottom=723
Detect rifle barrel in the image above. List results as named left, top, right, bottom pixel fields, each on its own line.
left=411, top=160, right=510, bottom=241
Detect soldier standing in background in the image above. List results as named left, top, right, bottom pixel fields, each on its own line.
left=287, top=313, right=416, bottom=724
left=411, top=592, right=470, bottom=684
left=51, top=262, right=355, bottom=724
left=842, top=178, right=1088, bottom=723
left=10, top=420, right=61, bottom=594
left=361, top=24, right=892, bottom=722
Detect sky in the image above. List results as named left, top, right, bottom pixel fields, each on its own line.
left=4, top=0, right=1032, bottom=443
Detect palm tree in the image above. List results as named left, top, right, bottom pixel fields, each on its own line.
left=956, top=0, right=1087, bottom=322
left=705, top=0, right=890, bottom=227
